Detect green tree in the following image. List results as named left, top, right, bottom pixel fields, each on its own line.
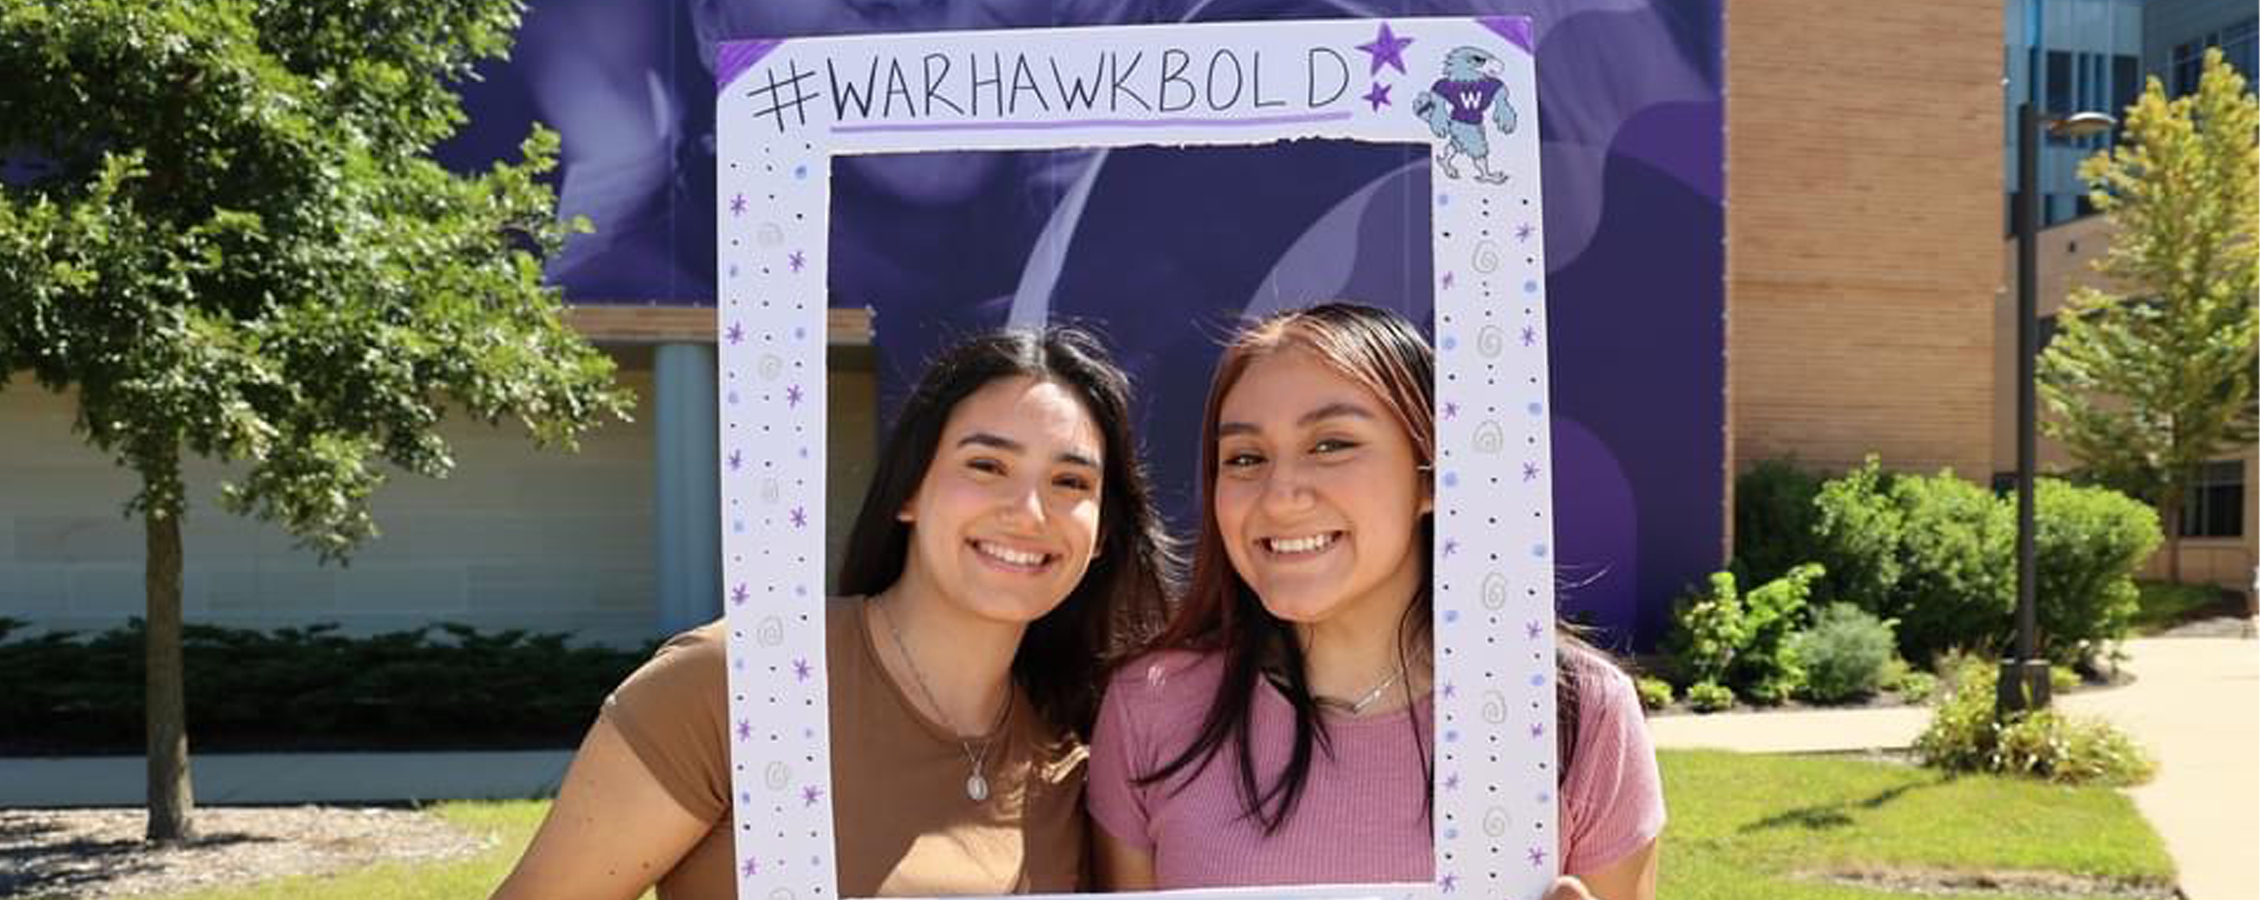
left=2040, top=48, right=2259, bottom=583
left=0, top=0, right=632, bottom=841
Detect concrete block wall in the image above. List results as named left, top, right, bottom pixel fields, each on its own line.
left=0, top=364, right=660, bottom=647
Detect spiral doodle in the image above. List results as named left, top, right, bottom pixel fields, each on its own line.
left=1482, top=805, right=1513, bottom=837
left=764, top=761, right=792, bottom=790
left=1476, top=326, right=1506, bottom=358
left=1471, top=240, right=1501, bottom=274
left=759, top=354, right=784, bottom=381
left=1481, top=572, right=1509, bottom=610
left=756, top=222, right=786, bottom=247
left=756, top=616, right=785, bottom=646
left=761, top=478, right=781, bottom=505
left=1480, top=690, right=1509, bottom=724
left=1472, top=421, right=1504, bottom=455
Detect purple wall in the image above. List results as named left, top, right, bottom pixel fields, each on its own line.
left=437, top=0, right=1723, bottom=650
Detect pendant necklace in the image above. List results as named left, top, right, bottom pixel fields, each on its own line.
left=1338, top=664, right=1406, bottom=715
left=877, top=598, right=1011, bottom=802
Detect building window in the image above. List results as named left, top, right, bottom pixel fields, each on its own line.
left=2173, top=18, right=2259, bottom=97
left=2180, top=460, right=2245, bottom=539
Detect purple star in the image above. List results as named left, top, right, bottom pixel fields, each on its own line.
left=1442, top=682, right=1458, bottom=699
left=1441, top=271, right=1456, bottom=289
left=741, top=856, right=760, bottom=877
left=788, top=250, right=806, bottom=273
left=1527, top=846, right=1549, bottom=867
left=793, top=658, right=813, bottom=681
left=1521, top=326, right=1538, bottom=347
left=1443, top=773, right=1461, bottom=791
left=1361, top=81, right=1392, bottom=111
left=801, top=785, right=824, bottom=806
left=727, top=450, right=743, bottom=471
left=1525, top=620, right=1544, bottom=639
left=725, top=323, right=745, bottom=345
left=1529, top=720, right=1547, bottom=739
left=1522, top=462, right=1541, bottom=481
left=729, top=193, right=747, bottom=216
left=785, top=384, right=804, bottom=407
left=730, top=584, right=749, bottom=606
left=789, top=506, right=808, bottom=529
left=1437, top=874, right=1458, bottom=893
left=1443, top=401, right=1459, bottom=419
left=1356, top=22, right=1414, bottom=75
left=1515, top=222, right=1536, bottom=242
left=735, top=719, right=752, bottom=741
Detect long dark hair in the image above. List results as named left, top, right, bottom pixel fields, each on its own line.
left=1136, top=302, right=1599, bottom=835
left=836, top=326, right=1175, bottom=741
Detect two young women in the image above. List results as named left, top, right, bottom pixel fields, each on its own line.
left=492, top=304, right=1662, bottom=900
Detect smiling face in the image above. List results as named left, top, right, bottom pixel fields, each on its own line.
left=894, top=375, right=1105, bottom=625
left=1212, top=347, right=1431, bottom=627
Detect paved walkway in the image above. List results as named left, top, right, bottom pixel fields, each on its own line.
left=1649, top=630, right=2260, bottom=900
left=0, top=750, right=572, bottom=807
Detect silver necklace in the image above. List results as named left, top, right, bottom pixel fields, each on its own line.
left=1334, top=665, right=1406, bottom=716
left=875, top=598, right=1010, bottom=802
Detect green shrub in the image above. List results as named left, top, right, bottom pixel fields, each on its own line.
left=1803, top=461, right=2154, bottom=667
left=1732, top=458, right=1827, bottom=586
left=1889, top=668, right=1940, bottom=702
left=0, top=619, right=654, bottom=753
left=1913, top=657, right=2154, bottom=786
left=1885, top=472, right=2017, bottom=663
left=1634, top=675, right=1675, bottom=712
left=1788, top=603, right=1898, bottom=704
left=1664, top=564, right=1821, bottom=701
left=2034, top=479, right=2158, bottom=662
left=1809, top=459, right=1907, bottom=612
left=1686, top=680, right=1735, bottom=713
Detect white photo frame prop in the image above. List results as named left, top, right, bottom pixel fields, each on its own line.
left=716, top=16, right=1558, bottom=900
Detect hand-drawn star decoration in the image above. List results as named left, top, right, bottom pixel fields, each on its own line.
left=1356, top=22, right=1414, bottom=75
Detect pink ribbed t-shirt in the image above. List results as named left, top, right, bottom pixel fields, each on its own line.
left=1087, top=647, right=1665, bottom=888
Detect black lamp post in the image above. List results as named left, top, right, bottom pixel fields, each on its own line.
left=2002, top=102, right=2115, bottom=716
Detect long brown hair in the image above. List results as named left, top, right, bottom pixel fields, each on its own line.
left=837, top=326, right=1175, bottom=741
left=1134, top=302, right=1596, bottom=835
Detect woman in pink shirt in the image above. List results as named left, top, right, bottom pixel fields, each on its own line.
left=1088, top=303, right=1663, bottom=900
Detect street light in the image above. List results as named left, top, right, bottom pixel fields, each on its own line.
left=2002, top=103, right=2115, bottom=716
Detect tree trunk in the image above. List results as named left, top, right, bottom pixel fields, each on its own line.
left=145, top=507, right=195, bottom=843
left=2160, top=492, right=2184, bottom=585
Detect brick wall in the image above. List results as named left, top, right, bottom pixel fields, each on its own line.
left=1727, top=0, right=2005, bottom=484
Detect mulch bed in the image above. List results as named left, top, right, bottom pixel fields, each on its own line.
left=0, top=805, right=488, bottom=898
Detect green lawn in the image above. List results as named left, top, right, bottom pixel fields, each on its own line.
left=2130, top=580, right=2233, bottom=634
left=127, top=751, right=2173, bottom=900
left=1659, top=750, right=2175, bottom=899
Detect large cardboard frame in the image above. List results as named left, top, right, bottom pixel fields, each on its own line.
left=716, top=16, right=1558, bottom=900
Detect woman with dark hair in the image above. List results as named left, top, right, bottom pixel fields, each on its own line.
left=1087, top=303, right=1662, bottom=900
left=493, top=327, right=1174, bottom=900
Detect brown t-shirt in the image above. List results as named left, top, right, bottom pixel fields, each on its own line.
left=602, top=599, right=1089, bottom=900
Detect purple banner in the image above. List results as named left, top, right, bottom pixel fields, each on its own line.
left=437, top=0, right=1724, bottom=649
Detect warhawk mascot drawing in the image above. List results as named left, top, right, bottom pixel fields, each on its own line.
left=1413, top=46, right=1518, bottom=184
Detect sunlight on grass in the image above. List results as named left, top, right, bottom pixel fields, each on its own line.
left=1658, top=750, right=2175, bottom=900
left=132, top=751, right=2171, bottom=900
left=153, top=800, right=651, bottom=900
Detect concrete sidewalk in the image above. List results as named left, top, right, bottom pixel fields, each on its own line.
left=1648, top=633, right=2259, bottom=900
left=0, top=750, right=572, bottom=807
